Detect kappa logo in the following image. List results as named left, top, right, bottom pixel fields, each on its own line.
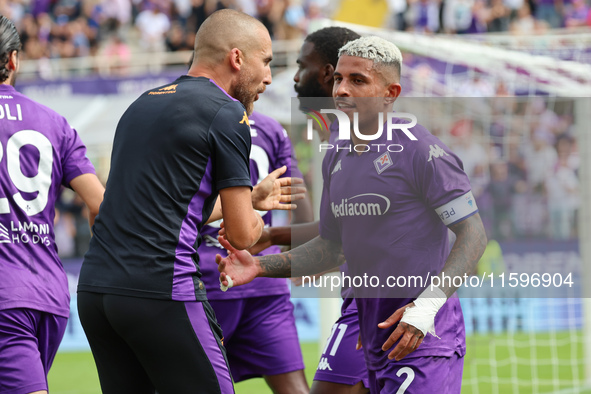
left=239, top=111, right=250, bottom=126
left=331, top=160, right=342, bottom=175
left=317, top=357, right=333, bottom=371
left=427, top=144, right=450, bottom=162
left=374, top=152, right=393, bottom=174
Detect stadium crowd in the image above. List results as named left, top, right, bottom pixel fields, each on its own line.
left=386, top=0, right=591, bottom=33
left=442, top=98, right=580, bottom=242
left=1, top=0, right=590, bottom=63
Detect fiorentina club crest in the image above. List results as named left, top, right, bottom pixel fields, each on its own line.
left=374, top=152, right=393, bottom=174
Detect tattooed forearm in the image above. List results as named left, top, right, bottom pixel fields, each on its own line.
left=437, top=213, right=487, bottom=298
left=258, top=236, right=343, bottom=278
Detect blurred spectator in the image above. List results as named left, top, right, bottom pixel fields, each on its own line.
left=564, top=0, right=589, bottom=27
left=407, top=0, right=440, bottom=33
left=166, top=21, right=192, bottom=51
left=256, top=0, right=276, bottom=38
left=0, top=0, right=26, bottom=26
left=55, top=189, right=92, bottom=259
left=70, top=17, right=91, bottom=57
left=529, top=98, right=561, bottom=137
left=545, top=135, right=579, bottom=239
left=449, top=119, right=490, bottom=197
left=135, top=3, right=171, bottom=52
left=102, top=0, right=133, bottom=31
left=504, top=0, right=525, bottom=21
left=386, top=0, right=408, bottom=30
left=186, top=0, right=208, bottom=32
left=487, top=0, right=511, bottom=31
left=488, top=161, right=517, bottom=239
left=172, top=0, right=193, bottom=24
left=522, top=127, right=557, bottom=192
left=54, top=207, right=76, bottom=259
left=102, top=33, right=131, bottom=75
left=533, top=0, right=564, bottom=28
left=443, top=0, right=473, bottom=32
left=37, top=12, right=52, bottom=44
left=53, top=0, right=82, bottom=22
left=510, top=2, right=536, bottom=32
left=283, top=0, right=307, bottom=37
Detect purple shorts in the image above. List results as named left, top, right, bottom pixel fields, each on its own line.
left=368, top=353, right=463, bottom=394
left=209, top=294, right=305, bottom=382
left=314, top=303, right=369, bottom=388
left=0, top=308, right=67, bottom=394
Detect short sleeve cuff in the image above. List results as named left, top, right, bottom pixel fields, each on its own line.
left=216, top=178, right=253, bottom=191
left=63, top=163, right=97, bottom=187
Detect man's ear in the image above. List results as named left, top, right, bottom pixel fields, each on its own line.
left=229, top=48, right=243, bottom=71
left=384, top=82, right=402, bottom=104
left=7, top=50, right=18, bottom=72
left=322, top=63, right=335, bottom=84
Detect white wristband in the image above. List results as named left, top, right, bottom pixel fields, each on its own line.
left=400, top=286, right=447, bottom=338
left=219, top=275, right=234, bottom=292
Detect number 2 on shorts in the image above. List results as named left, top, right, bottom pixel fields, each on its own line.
left=396, top=366, right=415, bottom=394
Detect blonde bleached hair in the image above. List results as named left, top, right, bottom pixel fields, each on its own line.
left=338, top=36, right=402, bottom=79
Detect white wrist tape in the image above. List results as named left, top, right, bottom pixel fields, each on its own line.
left=219, top=275, right=234, bottom=292
left=400, top=286, right=447, bottom=338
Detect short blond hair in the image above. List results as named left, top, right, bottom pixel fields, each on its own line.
left=338, top=36, right=402, bottom=79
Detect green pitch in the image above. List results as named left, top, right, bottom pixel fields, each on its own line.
left=47, top=343, right=319, bottom=394
left=48, top=333, right=590, bottom=394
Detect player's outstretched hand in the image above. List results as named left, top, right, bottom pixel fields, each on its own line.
left=252, top=165, right=307, bottom=211
left=379, top=302, right=425, bottom=361
left=216, top=235, right=260, bottom=288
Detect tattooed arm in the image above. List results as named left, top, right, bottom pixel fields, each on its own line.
left=216, top=235, right=343, bottom=287
left=436, top=212, right=488, bottom=297
left=258, top=235, right=343, bottom=277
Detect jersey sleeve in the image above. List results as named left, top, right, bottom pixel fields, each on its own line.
left=412, top=137, right=478, bottom=226
left=318, top=150, right=341, bottom=243
left=209, top=102, right=253, bottom=191
left=60, top=119, right=96, bottom=187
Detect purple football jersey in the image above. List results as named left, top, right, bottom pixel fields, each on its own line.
left=0, top=85, right=95, bottom=318
left=322, top=121, right=356, bottom=307
left=199, top=111, right=303, bottom=299
left=319, top=118, right=473, bottom=371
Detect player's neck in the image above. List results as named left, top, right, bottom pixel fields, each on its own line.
left=1, top=73, right=15, bottom=86
left=187, top=65, right=232, bottom=95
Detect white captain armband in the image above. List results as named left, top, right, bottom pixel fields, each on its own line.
left=434, top=191, right=478, bottom=226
